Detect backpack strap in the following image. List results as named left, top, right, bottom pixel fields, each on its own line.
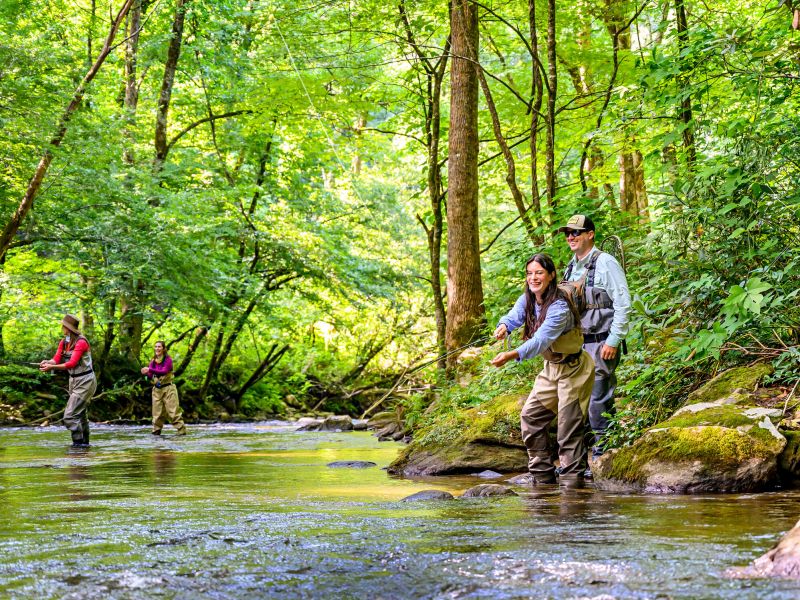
left=586, top=251, right=603, bottom=288
left=563, top=260, right=575, bottom=282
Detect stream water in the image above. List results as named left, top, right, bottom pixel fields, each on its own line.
left=2, top=423, right=800, bottom=599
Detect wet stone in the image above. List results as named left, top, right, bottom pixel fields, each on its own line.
left=476, top=470, right=503, bottom=479
left=326, top=461, right=377, bottom=469
left=401, top=490, right=455, bottom=502
left=460, top=484, right=518, bottom=498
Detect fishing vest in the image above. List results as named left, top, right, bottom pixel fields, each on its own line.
left=563, top=250, right=615, bottom=344
left=150, top=357, right=174, bottom=387
left=62, top=336, right=93, bottom=377
left=530, top=302, right=584, bottom=364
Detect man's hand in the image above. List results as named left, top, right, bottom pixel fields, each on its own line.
left=600, top=344, right=618, bottom=360
left=493, top=324, right=508, bottom=340
left=490, top=351, right=518, bottom=368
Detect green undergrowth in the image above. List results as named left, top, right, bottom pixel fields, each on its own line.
left=403, top=350, right=540, bottom=448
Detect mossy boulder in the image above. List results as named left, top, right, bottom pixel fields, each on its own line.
left=684, top=364, right=773, bottom=405
left=593, top=400, right=786, bottom=493
left=387, top=393, right=528, bottom=476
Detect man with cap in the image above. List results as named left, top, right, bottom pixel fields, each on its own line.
left=559, top=215, right=631, bottom=462
left=40, top=314, right=97, bottom=448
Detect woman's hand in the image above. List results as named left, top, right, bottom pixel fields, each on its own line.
left=39, top=360, right=55, bottom=372
left=493, top=324, right=508, bottom=340
left=140, top=367, right=150, bottom=375
left=490, top=351, right=517, bottom=368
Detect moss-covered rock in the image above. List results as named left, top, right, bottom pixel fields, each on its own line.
left=778, top=430, right=800, bottom=483
left=387, top=393, right=528, bottom=476
left=684, top=364, right=773, bottom=405
left=593, top=399, right=787, bottom=493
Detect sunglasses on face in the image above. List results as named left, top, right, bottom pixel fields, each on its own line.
left=564, top=229, right=584, bottom=238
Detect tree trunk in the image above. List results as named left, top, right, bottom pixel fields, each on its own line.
left=528, top=0, right=545, bottom=245
left=675, top=0, right=697, bottom=169
left=153, top=0, right=189, bottom=172
left=174, top=326, right=208, bottom=378
left=446, top=0, right=486, bottom=369
left=233, top=344, right=290, bottom=404
left=544, top=0, right=558, bottom=210
left=0, top=0, right=135, bottom=260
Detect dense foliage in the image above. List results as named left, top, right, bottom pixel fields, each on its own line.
left=1, top=0, right=798, bottom=432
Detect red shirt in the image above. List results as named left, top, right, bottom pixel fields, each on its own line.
left=52, top=338, right=90, bottom=370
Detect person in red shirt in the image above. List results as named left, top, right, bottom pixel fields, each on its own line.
left=39, top=314, right=97, bottom=448
left=141, top=340, right=187, bottom=436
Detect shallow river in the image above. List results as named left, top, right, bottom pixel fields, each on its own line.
left=2, top=423, right=800, bottom=599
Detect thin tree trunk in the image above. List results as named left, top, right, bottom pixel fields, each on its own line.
left=446, top=0, right=486, bottom=369
left=153, top=0, right=189, bottom=172
left=174, top=326, right=208, bottom=378
left=233, top=344, right=289, bottom=403
left=0, top=0, right=135, bottom=260
left=528, top=0, right=545, bottom=245
left=675, top=0, right=697, bottom=169
left=475, top=56, right=538, bottom=243
left=544, top=0, right=558, bottom=210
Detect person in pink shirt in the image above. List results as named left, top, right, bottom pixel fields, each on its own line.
left=141, top=340, right=187, bottom=436
left=39, top=314, right=97, bottom=448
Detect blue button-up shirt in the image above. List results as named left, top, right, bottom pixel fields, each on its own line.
left=564, top=246, right=631, bottom=348
left=497, top=296, right=574, bottom=361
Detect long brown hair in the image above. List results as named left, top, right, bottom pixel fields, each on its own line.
left=522, top=254, right=581, bottom=340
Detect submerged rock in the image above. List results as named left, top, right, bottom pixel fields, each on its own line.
left=387, top=394, right=528, bottom=476
left=460, top=484, right=518, bottom=498
left=476, top=470, right=503, bottom=479
left=401, top=490, right=455, bottom=502
left=326, top=461, right=377, bottom=469
left=727, top=518, right=800, bottom=579
left=593, top=399, right=786, bottom=494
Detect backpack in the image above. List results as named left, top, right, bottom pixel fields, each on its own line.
left=559, top=251, right=602, bottom=315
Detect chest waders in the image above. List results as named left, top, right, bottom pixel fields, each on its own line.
left=519, top=308, right=594, bottom=485
left=61, top=336, right=97, bottom=447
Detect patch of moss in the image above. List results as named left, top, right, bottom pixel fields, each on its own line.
left=685, top=364, right=773, bottom=405
left=661, top=404, right=767, bottom=430
left=603, top=425, right=778, bottom=484
left=414, top=393, right=525, bottom=449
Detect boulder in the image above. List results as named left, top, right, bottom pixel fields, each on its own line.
left=593, top=400, right=786, bottom=493
left=685, top=364, right=773, bottom=405
left=320, top=415, right=354, bottom=431
left=295, top=418, right=323, bottom=431
left=401, top=490, right=455, bottom=502
left=460, top=484, right=518, bottom=498
left=387, top=393, right=528, bottom=476
left=727, top=518, right=800, bottom=579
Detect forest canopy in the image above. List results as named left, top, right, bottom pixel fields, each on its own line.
left=1, top=0, right=798, bottom=429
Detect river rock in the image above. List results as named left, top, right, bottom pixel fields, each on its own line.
left=685, top=364, right=773, bottom=405
left=387, top=394, right=528, bottom=476
left=727, top=518, right=800, bottom=579
left=368, top=411, right=405, bottom=441
left=352, top=419, right=368, bottom=431
left=593, top=397, right=786, bottom=494
left=460, top=484, right=518, bottom=498
left=401, top=490, right=455, bottom=502
left=475, top=470, right=503, bottom=479
left=326, top=461, right=377, bottom=469
left=321, top=415, right=354, bottom=431
left=296, top=418, right=323, bottom=431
